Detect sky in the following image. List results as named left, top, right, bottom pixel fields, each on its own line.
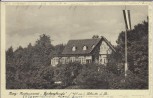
left=6, top=5, right=148, bottom=50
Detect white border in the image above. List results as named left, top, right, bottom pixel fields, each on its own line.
left=1, top=2, right=153, bottom=98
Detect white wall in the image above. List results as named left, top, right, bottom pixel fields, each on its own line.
left=51, top=57, right=59, bottom=66
left=100, top=41, right=112, bottom=55
left=99, top=41, right=112, bottom=65
left=51, top=55, right=93, bottom=66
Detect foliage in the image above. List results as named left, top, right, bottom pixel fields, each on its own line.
left=107, top=49, right=123, bottom=75
left=6, top=34, right=55, bottom=89
left=6, top=21, right=148, bottom=89
left=116, top=21, right=148, bottom=77
left=53, top=62, right=82, bottom=87
left=92, top=35, right=99, bottom=39
left=53, top=44, right=65, bottom=56
left=108, top=70, right=148, bottom=89
left=74, top=63, right=111, bottom=89
left=108, top=21, right=148, bottom=88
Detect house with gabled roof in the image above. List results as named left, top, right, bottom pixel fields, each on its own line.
left=51, top=36, right=116, bottom=66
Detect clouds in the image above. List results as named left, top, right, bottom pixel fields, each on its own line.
left=6, top=5, right=148, bottom=50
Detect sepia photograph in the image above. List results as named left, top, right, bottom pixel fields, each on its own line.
left=5, top=4, right=149, bottom=90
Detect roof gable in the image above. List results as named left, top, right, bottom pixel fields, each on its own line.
left=62, top=36, right=116, bottom=55
left=62, top=38, right=101, bottom=55
left=101, top=36, right=116, bottom=52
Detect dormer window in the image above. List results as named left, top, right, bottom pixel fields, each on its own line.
left=83, top=46, right=87, bottom=50
left=72, top=46, right=76, bottom=51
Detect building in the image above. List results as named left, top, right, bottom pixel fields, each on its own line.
left=51, top=36, right=116, bottom=66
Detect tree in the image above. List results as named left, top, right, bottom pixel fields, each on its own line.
left=92, top=35, right=99, bottom=39
left=107, top=48, right=124, bottom=75
left=6, top=46, right=14, bottom=70
left=109, top=21, right=149, bottom=88
left=54, top=62, right=83, bottom=87
left=6, top=34, right=55, bottom=89
left=54, top=44, right=65, bottom=56
left=118, top=21, right=148, bottom=76
left=26, top=34, right=55, bottom=88
left=6, top=47, right=16, bottom=88
left=6, top=46, right=14, bottom=59
left=74, top=63, right=114, bottom=89
left=31, top=34, right=54, bottom=69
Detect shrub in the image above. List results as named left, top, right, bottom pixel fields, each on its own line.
left=53, top=62, right=83, bottom=87
left=74, top=63, right=110, bottom=89
left=108, top=70, right=148, bottom=89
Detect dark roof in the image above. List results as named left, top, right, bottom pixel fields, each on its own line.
left=62, top=36, right=116, bottom=55
left=62, top=38, right=101, bottom=55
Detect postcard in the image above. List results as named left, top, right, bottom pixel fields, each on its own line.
left=1, top=1, right=153, bottom=98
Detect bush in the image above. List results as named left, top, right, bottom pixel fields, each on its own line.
left=108, top=70, right=148, bottom=89
left=74, top=63, right=110, bottom=89
left=53, top=62, right=83, bottom=87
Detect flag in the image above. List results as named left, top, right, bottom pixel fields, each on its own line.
left=123, top=10, right=132, bottom=30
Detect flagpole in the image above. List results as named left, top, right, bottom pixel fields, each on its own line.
left=123, top=10, right=131, bottom=78
left=125, top=28, right=128, bottom=77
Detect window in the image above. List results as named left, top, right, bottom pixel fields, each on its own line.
left=83, top=57, right=86, bottom=64
left=80, top=57, right=86, bottom=64
left=77, top=58, right=81, bottom=62
left=100, top=59, right=102, bottom=63
left=72, top=57, right=75, bottom=62
left=103, top=57, right=107, bottom=64
left=86, top=59, right=91, bottom=63
left=83, top=46, right=87, bottom=50
left=72, top=46, right=76, bottom=51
